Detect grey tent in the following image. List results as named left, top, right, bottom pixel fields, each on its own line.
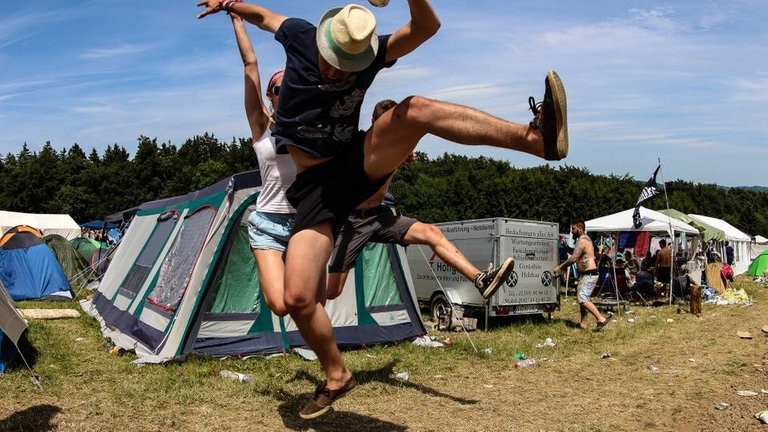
left=0, top=279, right=27, bottom=373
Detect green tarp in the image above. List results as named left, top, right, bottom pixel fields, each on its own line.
left=658, top=209, right=726, bottom=242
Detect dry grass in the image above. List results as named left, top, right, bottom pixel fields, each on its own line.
left=2, top=276, right=768, bottom=432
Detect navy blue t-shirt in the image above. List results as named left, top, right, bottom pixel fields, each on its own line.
left=273, top=18, right=394, bottom=157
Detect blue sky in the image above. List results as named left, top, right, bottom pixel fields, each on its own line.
left=1, top=1, right=767, bottom=187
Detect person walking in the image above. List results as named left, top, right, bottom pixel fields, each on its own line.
left=554, top=219, right=608, bottom=331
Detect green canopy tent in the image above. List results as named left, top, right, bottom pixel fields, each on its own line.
left=748, top=249, right=768, bottom=277
left=657, top=209, right=726, bottom=243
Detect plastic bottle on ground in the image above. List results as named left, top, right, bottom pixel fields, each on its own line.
left=515, top=358, right=536, bottom=368
left=220, top=370, right=252, bottom=383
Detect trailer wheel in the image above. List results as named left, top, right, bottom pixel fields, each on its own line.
left=430, top=293, right=450, bottom=321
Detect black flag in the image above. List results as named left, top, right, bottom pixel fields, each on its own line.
left=633, top=165, right=661, bottom=228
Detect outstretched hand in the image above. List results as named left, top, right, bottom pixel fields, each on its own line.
left=197, top=0, right=223, bottom=19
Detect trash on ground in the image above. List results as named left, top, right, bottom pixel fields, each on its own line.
left=483, top=347, right=492, bottom=355
left=220, top=370, right=252, bottom=383
left=599, top=352, right=611, bottom=359
left=756, top=410, right=768, bottom=424
left=293, top=347, right=318, bottom=361
left=412, top=335, right=444, bottom=348
left=394, top=371, right=409, bottom=381
left=515, top=358, right=536, bottom=368
left=627, top=318, right=635, bottom=323
left=649, top=364, right=659, bottom=372
left=736, top=390, right=759, bottom=397
left=715, top=402, right=729, bottom=410
left=737, top=331, right=754, bottom=339
left=514, top=352, right=526, bottom=360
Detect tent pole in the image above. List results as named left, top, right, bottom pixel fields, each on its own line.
left=657, top=159, right=675, bottom=305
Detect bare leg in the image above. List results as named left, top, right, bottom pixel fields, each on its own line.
left=326, top=271, right=350, bottom=300
left=253, top=249, right=288, bottom=316
left=283, top=222, right=351, bottom=390
left=364, top=95, right=544, bottom=181
left=401, top=222, right=481, bottom=281
left=580, top=300, right=607, bottom=326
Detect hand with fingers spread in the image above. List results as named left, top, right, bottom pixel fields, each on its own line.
left=196, top=0, right=223, bottom=19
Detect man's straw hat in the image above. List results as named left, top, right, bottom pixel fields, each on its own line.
left=316, top=4, right=379, bottom=72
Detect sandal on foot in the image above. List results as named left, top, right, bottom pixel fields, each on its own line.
left=594, top=319, right=609, bottom=332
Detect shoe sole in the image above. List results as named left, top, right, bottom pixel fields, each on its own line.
left=482, top=257, right=515, bottom=299
left=546, top=70, right=568, bottom=160
left=298, top=378, right=358, bottom=420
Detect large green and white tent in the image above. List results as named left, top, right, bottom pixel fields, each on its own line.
left=82, top=171, right=425, bottom=363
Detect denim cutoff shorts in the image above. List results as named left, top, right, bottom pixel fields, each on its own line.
left=247, top=211, right=294, bottom=252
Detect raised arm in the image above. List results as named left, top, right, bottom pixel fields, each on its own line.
left=230, top=13, right=270, bottom=139
left=197, top=0, right=287, bottom=33
left=385, top=0, right=441, bottom=62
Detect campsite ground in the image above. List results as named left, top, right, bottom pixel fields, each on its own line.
left=2, top=276, right=768, bottom=432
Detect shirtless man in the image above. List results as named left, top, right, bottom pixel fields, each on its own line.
left=554, top=219, right=608, bottom=331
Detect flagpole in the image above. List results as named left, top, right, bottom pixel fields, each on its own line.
left=657, top=158, right=675, bottom=305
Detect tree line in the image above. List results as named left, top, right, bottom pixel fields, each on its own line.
left=2, top=135, right=767, bottom=236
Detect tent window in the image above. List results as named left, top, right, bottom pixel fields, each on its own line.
left=120, top=211, right=179, bottom=297
left=147, top=205, right=216, bottom=311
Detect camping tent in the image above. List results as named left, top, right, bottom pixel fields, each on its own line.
left=688, top=214, right=751, bottom=274
left=748, top=249, right=768, bottom=277
left=44, top=234, right=98, bottom=291
left=0, top=211, right=80, bottom=240
left=70, top=236, right=110, bottom=274
left=82, top=170, right=425, bottom=363
left=0, top=279, right=27, bottom=373
left=0, top=226, right=74, bottom=301
left=586, top=207, right=699, bottom=236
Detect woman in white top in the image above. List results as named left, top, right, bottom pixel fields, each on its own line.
left=231, top=13, right=296, bottom=316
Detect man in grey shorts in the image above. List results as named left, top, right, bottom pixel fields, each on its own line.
left=554, top=218, right=609, bottom=331
left=326, top=99, right=515, bottom=302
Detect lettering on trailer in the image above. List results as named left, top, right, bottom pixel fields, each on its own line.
left=499, top=235, right=557, bottom=305
left=505, top=226, right=557, bottom=239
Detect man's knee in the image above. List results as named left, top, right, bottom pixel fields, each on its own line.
left=394, top=95, right=431, bottom=123
left=406, top=222, right=443, bottom=247
left=284, top=289, right=316, bottom=314
left=326, top=283, right=343, bottom=300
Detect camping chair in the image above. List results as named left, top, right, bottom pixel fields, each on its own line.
left=629, top=271, right=653, bottom=306
left=591, top=267, right=629, bottom=313
left=671, top=275, right=690, bottom=303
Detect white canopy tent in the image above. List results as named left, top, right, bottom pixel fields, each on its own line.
left=586, top=206, right=699, bottom=236
left=0, top=211, right=81, bottom=240
left=585, top=207, right=700, bottom=305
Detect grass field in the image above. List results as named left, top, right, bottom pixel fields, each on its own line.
left=2, top=276, right=767, bottom=432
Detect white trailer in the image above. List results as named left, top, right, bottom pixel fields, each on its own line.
left=405, top=217, right=560, bottom=328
